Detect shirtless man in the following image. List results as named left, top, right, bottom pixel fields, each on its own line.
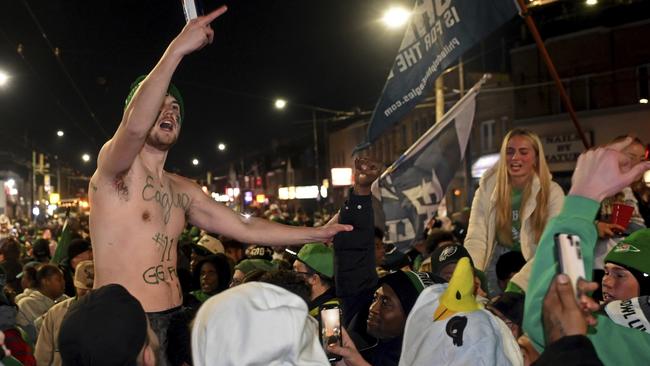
left=88, top=6, right=351, bottom=359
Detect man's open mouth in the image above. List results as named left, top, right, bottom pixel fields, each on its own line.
left=159, top=120, right=174, bottom=131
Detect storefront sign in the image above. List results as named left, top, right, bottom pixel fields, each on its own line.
left=542, top=132, right=592, bottom=171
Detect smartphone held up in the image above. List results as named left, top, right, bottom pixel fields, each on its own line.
left=320, top=304, right=343, bottom=362
left=554, top=233, right=587, bottom=301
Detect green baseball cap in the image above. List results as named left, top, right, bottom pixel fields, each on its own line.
left=296, top=242, right=334, bottom=279
left=605, top=229, right=650, bottom=274
left=234, top=259, right=277, bottom=275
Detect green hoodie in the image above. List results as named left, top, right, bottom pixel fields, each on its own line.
left=523, top=195, right=650, bottom=365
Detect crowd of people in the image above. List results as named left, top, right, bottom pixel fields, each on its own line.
left=0, top=7, right=649, bottom=366
left=0, top=133, right=647, bottom=366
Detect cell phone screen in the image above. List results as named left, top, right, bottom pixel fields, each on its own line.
left=182, top=0, right=204, bottom=22
left=320, top=306, right=342, bottom=361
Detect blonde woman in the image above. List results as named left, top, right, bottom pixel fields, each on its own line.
left=465, top=129, right=565, bottom=295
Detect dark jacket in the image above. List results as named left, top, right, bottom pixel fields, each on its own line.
left=334, top=190, right=401, bottom=366
left=0, top=259, right=22, bottom=292
left=308, top=286, right=340, bottom=322
left=168, top=254, right=232, bottom=366
left=534, top=335, right=603, bottom=366
left=60, top=262, right=75, bottom=297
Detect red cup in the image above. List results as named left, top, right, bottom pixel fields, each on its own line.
left=610, top=203, right=634, bottom=230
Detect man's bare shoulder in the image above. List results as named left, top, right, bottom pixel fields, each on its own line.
left=164, top=172, right=212, bottom=212
left=165, top=172, right=202, bottom=192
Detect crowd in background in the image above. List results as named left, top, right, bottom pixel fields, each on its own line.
left=0, top=131, right=648, bottom=365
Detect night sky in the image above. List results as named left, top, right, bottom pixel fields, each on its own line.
left=2, top=0, right=646, bottom=180
left=0, top=0, right=412, bottom=176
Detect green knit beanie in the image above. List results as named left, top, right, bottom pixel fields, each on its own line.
left=124, top=75, right=185, bottom=124
left=605, top=229, right=650, bottom=274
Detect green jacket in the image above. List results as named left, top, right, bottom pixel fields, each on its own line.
left=189, top=290, right=212, bottom=303
left=523, top=195, right=650, bottom=365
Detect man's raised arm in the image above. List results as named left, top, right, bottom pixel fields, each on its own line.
left=96, top=7, right=227, bottom=176
left=183, top=178, right=352, bottom=246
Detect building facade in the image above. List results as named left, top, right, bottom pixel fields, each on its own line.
left=327, top=14, right=650, bottom=215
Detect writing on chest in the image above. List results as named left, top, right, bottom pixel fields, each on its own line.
left=141, top=175, right=190, bottom=224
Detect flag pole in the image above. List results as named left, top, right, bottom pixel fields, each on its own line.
left=516, top=0, right=591, bottom=149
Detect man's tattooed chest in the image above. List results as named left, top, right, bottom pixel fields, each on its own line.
left=141, top=175, right=190, bottom=224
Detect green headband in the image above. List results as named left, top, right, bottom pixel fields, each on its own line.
left=124, top=75, right=185, bottom=124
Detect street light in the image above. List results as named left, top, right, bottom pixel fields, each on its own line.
left=0, top=70, right=9, bottom=87
left=274, top=99, right=287, bottom=110
left=217, top=143, right=226, bottom=151
left=586, top=0, right=598, bottom=5
left=382, top=6, right=411, bottom=28
left=57, top=130, right=64, bottom=137
left=192, top=158, right=199, bottom=166
left=82, top=153, right=90, bottom=163
left=272, top=99, right=369, bottom=203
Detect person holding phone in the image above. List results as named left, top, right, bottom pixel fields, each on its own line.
left=465, top=129, right=565, bottom=296
left=329, top=158, right=440, bottom=366
left=522, top=137, right=650, bottom=365
left=535, top=274, right=603, bottom=366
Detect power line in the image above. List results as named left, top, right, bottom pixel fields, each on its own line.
left=19, top=0, right=109, bottom=138
left=0, top=26, right=98, bottom=144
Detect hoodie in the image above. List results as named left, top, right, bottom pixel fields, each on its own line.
left=191, top=282, right=329, bottom=366
left=523, top=196, right=650, bottom=365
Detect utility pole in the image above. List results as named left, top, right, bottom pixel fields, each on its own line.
left=31, top=150, right=36, bottom=223
left=312, top=110, right=321, bottom=205
left=435, top=76, right=445, bottom=121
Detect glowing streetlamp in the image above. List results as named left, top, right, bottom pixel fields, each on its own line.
left=0, top=70, right=8, bottom=87
left=217, top=143, right=226, bottom=151
left=82, top=153, right=91, bottom=163
left=274, top=99, right=287, bottom=110
left=586, top=0, right=598, bottom=5
left=382, top=6, right=411, bottom=29
left=57, top=130, right=64, bottom=137
left=192, top=158, right=199, bottom=166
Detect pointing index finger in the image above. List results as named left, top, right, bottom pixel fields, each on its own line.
left=199, top=5, right=228, bottom=25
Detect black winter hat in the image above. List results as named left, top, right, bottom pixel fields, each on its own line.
left=67, top=239, right=91, bottom=262
left=59, top=284, right=147, bottom=366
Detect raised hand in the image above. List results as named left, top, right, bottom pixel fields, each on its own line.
left=169, top=6, right=228, bottom=56
left=543, top=274, right=599, bottom=344
left=569, top=137, right=650, bottom=202
left=329, top=328, right=371, bottom=366
left=596, top=221, right=625, bottom=238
